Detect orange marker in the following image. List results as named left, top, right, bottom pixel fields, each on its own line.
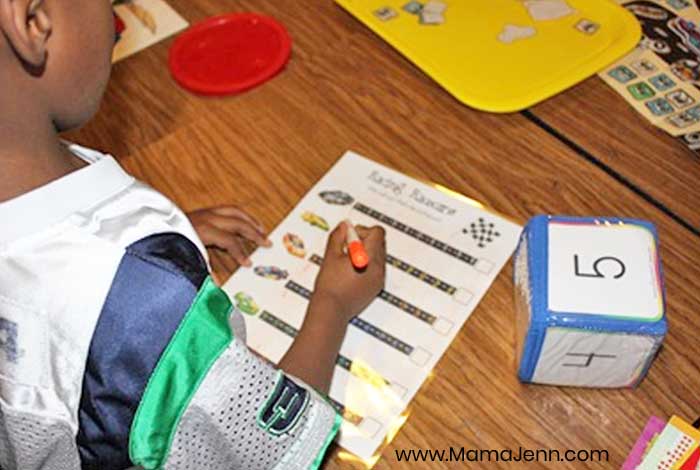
left=345, top=219, right=369, bottom=269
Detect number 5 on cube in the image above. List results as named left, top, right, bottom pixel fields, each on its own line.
left=513, top=215, right=667, bottom=388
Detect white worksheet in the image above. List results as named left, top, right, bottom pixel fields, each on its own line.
left=222, top=151, right=522, bottom=460
left=112, top=0, right=188, bottom=63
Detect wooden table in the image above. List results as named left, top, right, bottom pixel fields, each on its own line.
left=67, top=1, right=700, bottom=468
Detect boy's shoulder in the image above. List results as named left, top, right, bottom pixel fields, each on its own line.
left=1, top=142, right=206, bottom=257
left=0, top=142, right=207, bottom=433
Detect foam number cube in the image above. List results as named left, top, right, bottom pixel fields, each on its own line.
left=514, top=215, right=667, bottom=388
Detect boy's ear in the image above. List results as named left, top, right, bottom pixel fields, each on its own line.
left=0, top=0, right=52, bottom=68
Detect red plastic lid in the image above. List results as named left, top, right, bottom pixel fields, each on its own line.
left=169, top=13, right=292, bottom=96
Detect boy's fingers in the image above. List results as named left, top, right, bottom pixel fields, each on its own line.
left=351, top=226, right=386, bottom=264
left=355, top=225, right=385, bottom=240
left=355, top=225, right=370, bottom=238
left=326, top=221, right=348, bottom=256
left=211, top=206, right=266, bottom=233
left=365, top=227, right=387, bottom=261
left=358, top=226, right=386, bottom=245
left=207, top=214, right=271, bottom=247
left=202, top=224, right=252, bottom=267
left=234, top=238, right=253, bottom=267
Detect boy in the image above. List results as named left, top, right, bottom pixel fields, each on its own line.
left=0, top=1, right=386, bottom=469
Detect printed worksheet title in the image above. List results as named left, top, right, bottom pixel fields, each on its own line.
left=367, top=170, right=456, bottom=216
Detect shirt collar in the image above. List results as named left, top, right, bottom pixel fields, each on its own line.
left=0, top=143, right=134, bottom=245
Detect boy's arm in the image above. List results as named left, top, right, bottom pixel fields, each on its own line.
left=279, top=223, right=386, bottom=394
left=278, top=294, right=351, bottom=394
left=127, top=223, right=385, bottom=470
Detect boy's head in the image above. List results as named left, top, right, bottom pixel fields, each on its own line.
left=0, top=0, right=115, bottom=131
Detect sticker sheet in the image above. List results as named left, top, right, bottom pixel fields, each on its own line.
left=638, top=416, right=700, bottom=469
left=599, top=0, right=700, bottom=151
left=622, top=416, right=667, bottom=470
left=222, top=151, right=522, bottom=460
left=676, top=446, right=700, bottom=470
left=112, top=0, right=188, bottom=63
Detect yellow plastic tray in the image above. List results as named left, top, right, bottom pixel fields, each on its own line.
left=335, top=0, right=640, bottom=112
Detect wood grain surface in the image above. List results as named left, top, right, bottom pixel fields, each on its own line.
left=66, top=1, right=700, bottom=468
left=530, top=77, right=700, bottom=234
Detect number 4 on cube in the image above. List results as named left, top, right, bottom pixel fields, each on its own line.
left=513, top=215, right=667, bottom=388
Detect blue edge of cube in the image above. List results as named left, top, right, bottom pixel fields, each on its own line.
left=515, top=215, right=668, bottom=385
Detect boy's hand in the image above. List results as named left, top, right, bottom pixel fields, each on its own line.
left=313, top=222, right=386, bottom=322
left=280, top=222, right=386, bottom=392
left=187, top=206, right=271, bottom=267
